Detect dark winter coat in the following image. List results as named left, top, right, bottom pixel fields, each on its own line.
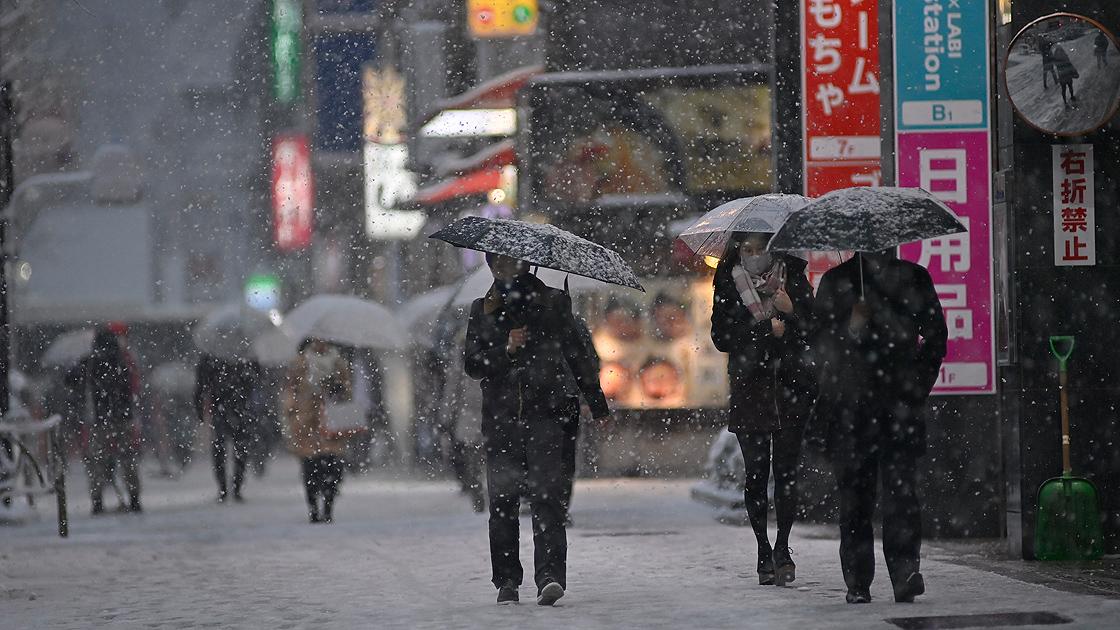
left=464, top=274, right=609, bottom=436
left=1052, top=46, right=1078, bottom=83
left=810, top=255, right=947, bottom=455
left=711, top=253, right=816, bottom=434
left=80, top=330, right=134, bottom=426
left=194, top=354, right=261, bottom=421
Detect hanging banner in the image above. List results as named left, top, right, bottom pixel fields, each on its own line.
left=1052, top=144, right=1095, bottom=266
left=272, top=133, right=314, bottom=252
left=894, top=0, right=994, bottom=395
left=270, top=0, right=302, bottom=105
left=801, top=0, right=882, bottom=197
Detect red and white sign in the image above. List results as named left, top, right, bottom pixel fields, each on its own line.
left=801, top=0, right=881, bottom=197
left=1052, top=144, right=1095, bottom=267
left=272, top=133, right=314, bottom=252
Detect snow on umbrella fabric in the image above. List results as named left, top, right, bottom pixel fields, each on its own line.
left=767, top=187, right=967, bottom=253
left=42, top=328, right=96, bottom=367
left=398, top=286, right=457, bottom=349
left=193, top=304, right=277, bottom=361
left=254, top=294, right=406, bottom=365
left=429, top=216, right=644, bottom=291
left=678, top=193, right=810, bottom=258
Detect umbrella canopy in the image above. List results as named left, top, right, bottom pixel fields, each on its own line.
left=193, top=304, right=277, bottom=361
left=450, top=264, right=607, bottom=307
left=767, top=187, right=967, bottom=253
left=677, top=193, right=809, bottom=258
left=254, top=295, right=406, bottom=365
left=42, top=329, right=96, bottom=368
left=398, top=286, right=457, bottom=350
left=429, top=216, right=644, bottom=291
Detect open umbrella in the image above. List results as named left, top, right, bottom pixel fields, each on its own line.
left=42, top=329, right=96, bottom=368
left=766, top=187, right=966, bottom=253
left=193, top=304, right=277, bottom=362
left=677, top=193, right=809, bottom=258
left=254, top=295, right=406, bottom=365
left=451, top=264, right=607, bottom=307
left=429, top=216, right=644, bottom=291
left=398, top=286, right=457, bottom=350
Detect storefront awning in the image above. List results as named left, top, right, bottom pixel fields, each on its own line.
left=413, top=167, right=503, bottom=206
left=415, top=64, right=543, bottom=130
left=435, top=139, right=516, bottom=178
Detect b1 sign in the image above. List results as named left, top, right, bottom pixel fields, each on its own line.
left=894, top=0, right=994, bottom=395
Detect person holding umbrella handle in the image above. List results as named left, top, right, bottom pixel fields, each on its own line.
left=465, top=253, right=612, bottom=607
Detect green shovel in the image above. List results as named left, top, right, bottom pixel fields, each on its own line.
left=1034, top=336, right=1104, bottom=561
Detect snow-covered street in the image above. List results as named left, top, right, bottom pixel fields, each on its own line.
left=2, top=459, right=1118, bottom=629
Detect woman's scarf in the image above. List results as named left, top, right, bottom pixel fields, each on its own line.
left=733, top=257, right=786, bottom=323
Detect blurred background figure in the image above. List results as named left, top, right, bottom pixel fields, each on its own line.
left=283, top=339, right=351, bottom=524
left=195, top=354, right=261, bottom=503
left=74, top=326, right=141, bottom=515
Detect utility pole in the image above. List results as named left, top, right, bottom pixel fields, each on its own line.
left=0, top=78, right=14, bottom=418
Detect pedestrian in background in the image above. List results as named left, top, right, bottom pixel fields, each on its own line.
left=465, top=254, right=611, bottom=607
left=283, top=339, right=351, bottom=523
left=811, top=250, right=947, bottom=604
left=710, top=232, right=816, bottom=587
left=195, top=353, right=261, bottom=503
left=77, top=326, right=142, bottom=514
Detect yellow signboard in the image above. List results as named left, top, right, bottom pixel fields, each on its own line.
left=467, top=0, right=538, bottom=39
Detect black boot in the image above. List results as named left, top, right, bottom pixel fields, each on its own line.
left=846, top=588, right=872, bottom=604
left=756, top=542, right=775, bottom=585
left=128, top=496, right=142, bottom=514
left=91, top=496, right=104, bottom=516
left=774, top=547, right=796, bottom=586
left=893, top=572, right=925, bottom=603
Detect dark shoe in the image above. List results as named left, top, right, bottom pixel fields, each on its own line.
left=774, top=547, right=796, bottom=586
left=846, top=588, right=872, bottom=604
left=309, top=508, right=321, bottom=524
left=894, top=572, right=925, bottom=603
left=496, top=582, right=519, bottom=605
left=128, top=498, right=142, bottom=514
left=536, top=581, right=564, bottom=606
left=757, top=544, right=775, bottom=585
left=233, top=488, right=244, bottom=503
left=91, top=498, right=104, bottom=516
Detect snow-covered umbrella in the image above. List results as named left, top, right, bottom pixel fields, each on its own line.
left=429, top=216, right=644, bottom=291
left=766, top=187, right=966, bottom=253
left=677, top=193, right=809, bottom=258
left=450, top=264, right=608, bottom=307
left=42, top=329, right=96, bottom=368
left=254, top=295, right=406, bottom=365
left=193, top=304, right=277, bottom=362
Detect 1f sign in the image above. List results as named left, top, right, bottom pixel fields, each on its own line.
left=1052, top=145, right=1095, bottom=266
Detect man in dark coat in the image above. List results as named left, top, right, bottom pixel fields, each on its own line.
left=711, top=240, right=816, bottom=586
left=811, top=251, right=947, bottom=604
left=465, top=254, right=611, bottom=607
left=195, top=354, right=261, bottom=502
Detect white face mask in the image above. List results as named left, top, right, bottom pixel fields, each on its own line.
left=741, top=252, right=773, bottom=276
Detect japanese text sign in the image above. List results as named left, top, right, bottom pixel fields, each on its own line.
left=1052, top=145, right=1095, bottom=266
left=801, top=0, right=882, bottom=197
left=895, top=0, right=994, bottom=395
left=272, top=133, right=314, bottom=252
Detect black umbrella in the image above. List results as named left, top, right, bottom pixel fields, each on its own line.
left=766, top=187, right=966, bottom=253
left=430, top=216, right=644, bottom=291
left=767, top=186, right=967, bottom=298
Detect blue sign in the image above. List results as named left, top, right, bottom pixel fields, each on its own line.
left=893, top=0, right=990, bottom=130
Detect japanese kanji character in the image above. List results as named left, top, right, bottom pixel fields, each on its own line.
left=1063, top=236, right=1089, bottom=261
left=1061, top=207, right=1088, bottom=232
left=1060, top=177, right=1086, bottom=205
left=1060, top=149, right=1086, bottom=175
left=917, top=223, right=971, bottom=273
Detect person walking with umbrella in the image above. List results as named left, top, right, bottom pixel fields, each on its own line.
left=432, top=215, right=640, bottom=607
left=77, top=327, right=142, bottom=514
left=710, top=232, right=816, bottom=587
left=770, top=187, right=958, bottom=604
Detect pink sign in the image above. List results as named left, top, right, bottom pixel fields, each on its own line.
left=897, top=131, right=994, bottom=395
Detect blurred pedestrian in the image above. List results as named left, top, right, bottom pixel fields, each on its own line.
left=1095, top=30, right=1110, bottom=68
left=77, top=327, right=142, bottom=515
left=195, top=354, right=261, bottom=502
left=464, top=254, right=611, bottom=606
left=811, top=250, right=947, bottom=604
left=440, top=320, right=487, bottom=513
left=710, top=232, right=816, bottom=587
left=283, top=339, right=351, bottom=523
left=1052, top=44, right=1079, bottom=106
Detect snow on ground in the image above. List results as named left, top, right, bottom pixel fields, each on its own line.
left=2, top=458, right=1118, bottom=629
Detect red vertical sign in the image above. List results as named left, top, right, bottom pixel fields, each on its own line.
left=272, top=133, right=314, bottom=252
left=800, top=0, right=881, bottom=285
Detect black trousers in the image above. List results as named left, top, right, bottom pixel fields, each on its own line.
left=735, top=424, right=803, bottom=548
left=559, top=398, right=580, bottom=516
left=484, top=405, right=567, bottom=591
left=212, top=412, right=249, bottom=497
left=302, top=454, right=344, bottom=516
left=833, top=446, right=922, bottom=592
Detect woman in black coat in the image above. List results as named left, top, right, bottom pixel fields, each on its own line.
left=711, top=232, right=815, bottom=586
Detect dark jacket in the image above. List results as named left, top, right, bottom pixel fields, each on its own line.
left=194, top=354, right=261, bottom=421
left=79, top=330, right=134, bottom=425
left=810, top=255, right=947, bottom=453
left=464, top=275, right=609, bottom=432
left=711, top=253, right=816, bottom=434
